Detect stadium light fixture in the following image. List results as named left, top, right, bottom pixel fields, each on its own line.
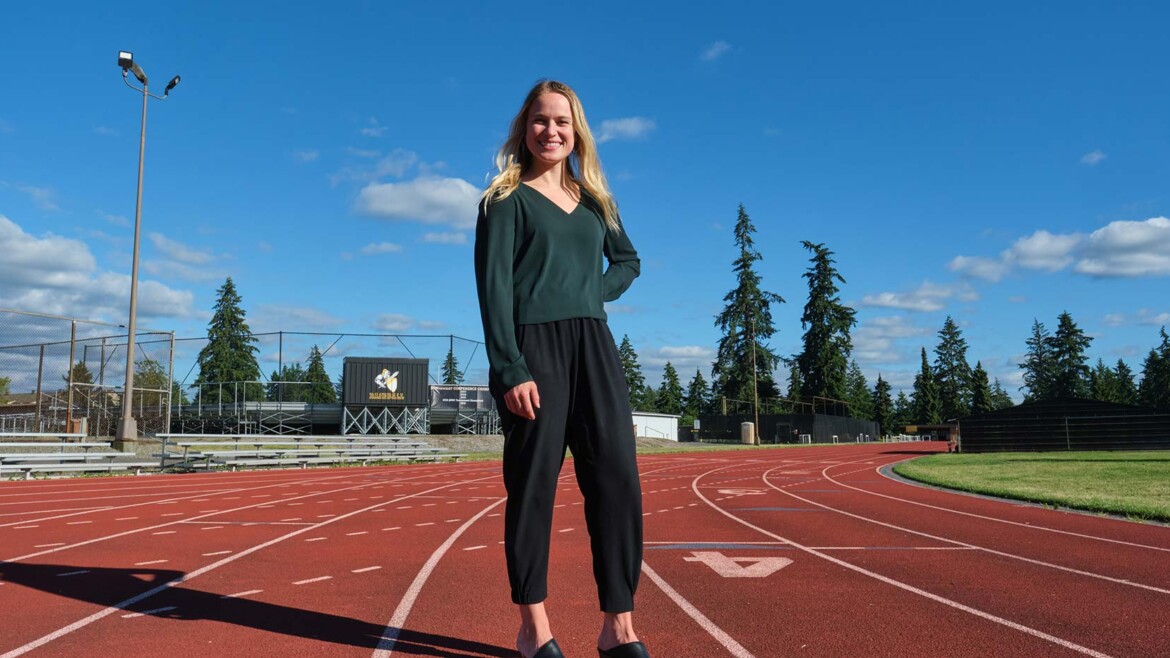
left=115, top=51, right=180, bottom=444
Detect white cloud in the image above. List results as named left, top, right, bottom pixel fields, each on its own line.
left=860, top=281, right=958, bottom=312
left=100, top=212, right=130, bottom=227
left=142, top=260, right=224, bottom=283
left=331, top=148, right=420, bottom=185
left=1136, top=308, right=1170, bottom=326
left=1075, top=217, right=1170, bottom=277
left=1080, top=150, right=1107, bottom=166
left=421, top=232, right=468, bottom=245
left=371, top=313, right=443, bottom=333
left=94, top=125, right=117, bottom=136
left=641, top=345, right=715, bottom=371
left=2, top=181, right=59, bottom=211
left=604, top=303, right=637, bottom=314
left=359, top=241, right=403, bottom=255
left=948, top=255, right=1009, bottom=282
left=596, top=117, right=656, bottom=144
left=148, top=233, right=216, bottom=265
left=1103, top=313, right=1126, bottom=327
left=251, top=304, right=345, bottom=332
left=1005, top=230, right=1081, bottom=271
left=293, top=149, right=319, bottom=163
left=360, top=117, right=388, bottom=138
left=853, top=316, right=930, bottom=364
left=355, top=176, right=481, bottom=229
left=700, top=40, right=731, bottom=61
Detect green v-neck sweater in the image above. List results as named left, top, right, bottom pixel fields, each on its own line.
left=474, top=184, right=640, bottom=391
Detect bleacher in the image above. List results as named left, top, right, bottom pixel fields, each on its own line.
left=156, top=433, right=464, bottom=471
left=0, top=432, right=157, bottom=479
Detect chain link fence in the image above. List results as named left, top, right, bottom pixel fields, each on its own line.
left=0, top=308, right=174, bottom=437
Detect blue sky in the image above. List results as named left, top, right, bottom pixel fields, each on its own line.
left=2, top=1, right=1168, bottom=399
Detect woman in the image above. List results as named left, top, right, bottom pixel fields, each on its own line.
left=475, top=80, right=650, bottom=658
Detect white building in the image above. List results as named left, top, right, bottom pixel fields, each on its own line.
left=631, top=412, right=680, bottom=441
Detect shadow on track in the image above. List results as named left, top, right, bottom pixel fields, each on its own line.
left=0, top=561, right=514, bottom=657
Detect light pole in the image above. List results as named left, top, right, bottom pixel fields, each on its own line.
left=116, top=51, right=180, bottom=443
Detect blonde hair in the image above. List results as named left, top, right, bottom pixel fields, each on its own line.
left=482, top=80, right=621, bottom=232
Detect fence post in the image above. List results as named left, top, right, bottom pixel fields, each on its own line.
left=66, top=321, right=76, bottom=430
left=167, top=331, right=175, bottom=434
left=1065, top=416, right=1070, bottom=451
left=35, top=345, right=45, bottom=431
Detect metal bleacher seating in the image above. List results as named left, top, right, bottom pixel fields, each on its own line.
left=0, top=432, right=157, bottom=479
left=155, top=433, right=464, bottom=471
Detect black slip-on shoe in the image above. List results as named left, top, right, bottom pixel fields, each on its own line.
left=598, top=641, right=650, bottom=658
left=533, top=638, right=565, bottom=658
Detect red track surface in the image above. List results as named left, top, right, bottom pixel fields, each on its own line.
left=2, top=442, right=1168, bottom=657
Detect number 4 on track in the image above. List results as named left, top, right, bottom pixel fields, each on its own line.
left=683, top=551, right=793, bottom=578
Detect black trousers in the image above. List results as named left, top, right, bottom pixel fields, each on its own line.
left=491, top=318, right=643, bottom=612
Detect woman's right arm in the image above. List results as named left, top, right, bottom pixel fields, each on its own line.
left=474, top=196, right=534, bottom=394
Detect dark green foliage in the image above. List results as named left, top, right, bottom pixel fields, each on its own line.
left=990, top=378, right=1014, bottom=410
left=618, top=334, right=651, bottom=411
left=133, top=358, right=170, bottom=408
left=657, top=362, right=684, bottom=416
left=684, top=369, right=710, bottom=421
left=970, top=361, right=994, bottom=415
left=933, top=316, right=972, bottom=420
left=171, top=380, right=189, bottom=405
left=711, top=205, right=784, bottom=406
left=64, top=360, right=94, bottom=385
left=892, top=390, right=912, bottom=430
left=304, top=345, right=337, bottom=404
left=267, top=362, right=306, bottom=401
left=796, top=241, right=855, bottom=402
left=1019, top=319, right=1055, bottom=401
left=0, top=376, right=12, bottom=403
left=441, top=345, right=463, bottom=385
left=1139, top=327, right=1170, bottom=410
left=193, top=277, right=263, bottom=403
left=845, top=361, right=872, bottom=420
left=912, top=347, right=942, bottom=424
left=785, top=361, right=802, bottom=403
left=1115, top=360, right=1139, bottom=405
left=1089, top=358, right=1119, bottom=403
left=1049, top=311, right=1092, bottom=398
left=871, top=375, right=893, bottom=434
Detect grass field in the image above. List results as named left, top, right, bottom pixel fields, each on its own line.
left=894, top=451, right=1170, bottom=522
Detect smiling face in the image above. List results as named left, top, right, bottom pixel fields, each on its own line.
left=524, top=92, right=576, bottom=170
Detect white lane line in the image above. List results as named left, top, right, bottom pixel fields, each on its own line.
left=346, top=531, right=368, bottom=536
left=305, top=537, right=327, bottom=542
left=641, top=561, right=758, bottom=658
left=691, top=463, right=1117, bottom=658
left=201, top=526, right=224, bottom=531
left=34, top=543, right=66, bottom=548
left=373, top=497, right=506, bottom=657
left=121, top=606, right=176, bottom=619
left=772, top=465, right=1170, bottom=595
left=203, top=551, right=232, bottom=556
left=352, top=566, right=382, bottom=573
left=13, top=526, right=39, bottom=529
left=134, top=560, right=168, bottom=566
left=221, top=590, right=263, bottom=599
left=415, top=522, right=434, bottom=527
left=0, top=472, right=502, bottom=658
left=464, top=545, right=486, bottom=551
left=161, top=513, right=184, bottom=517
left=558, top=528, right=574, bottom=533
left=151, top=531, right=176, bottom=536
left=56, top=570, right=89, bottom=577
left=293, top=576, right=333, bottom=585
left=65, top=521, right=92, bottom=525
left=382, top=527, right=400, bottom=531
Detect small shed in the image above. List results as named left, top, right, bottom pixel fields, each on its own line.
left=632, top=412, right=680, bottom=441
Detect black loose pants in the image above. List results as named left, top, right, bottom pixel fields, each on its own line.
left=491, top=318, right=643, bottom=613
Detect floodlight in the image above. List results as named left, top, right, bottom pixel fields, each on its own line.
left=164, top=75, right=181, bottom=96
left=118, top=50, right=147, bottom=85
left=118, top=51, right=134, bottom=68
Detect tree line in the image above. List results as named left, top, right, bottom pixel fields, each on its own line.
left=617, top=205, right=1170, bottom=430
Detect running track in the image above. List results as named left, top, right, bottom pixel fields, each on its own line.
left=1, top=442, right=1167, bottom=657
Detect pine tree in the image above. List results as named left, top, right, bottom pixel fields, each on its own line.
left=1019, top=319, right=1055, bottom=401
left=970, top=361, right=994, bottom=415
left=796, top=241, right=855, bottom=402
left=684, top=369, right=710, bottom=421
left=1089, top=358, right=1119, bottom=403
left=133, top=358, right=171, bottom=408
left=871, top=375, right=893, bottom=434
left=892, top=390, right=912, bottom=430
left=1048, top=311, right=1092, bottom=398
left=1138, top=327, right=1170, bottom=410
left=304, top=345, right=337, bottom=404
left=657, top=362, right=684, bottom=416
left=1115, top=359, right=1139, bottom=405
left=267, top=362, right=306, bottom=401
left=933, top=316, right=973, bottom=420
left=193, top=277, right=263, bottom=403
left=990, top=378, right=1014, bottom=410
left=785, top=361, right=802, bottom=405
left=63, top=360, right=95, bottom=386
left=711, top=205, right=784, bottom=407
left=618, top=334, right=649, bottom=411
left=441, top=345, right=463, bottom=385
left=845, top=361, right=872, bottom=420
left=912, top=347, right=942, bottom=424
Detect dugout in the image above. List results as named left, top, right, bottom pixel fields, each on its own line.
left=342, top=357, right=430, bottom=434
left=957, top=397, right=1170, bottom=453
left=694, top=413, right=879, bottom=444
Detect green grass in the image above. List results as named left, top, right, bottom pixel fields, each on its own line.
left=894, top=451, right=1170, bottom=522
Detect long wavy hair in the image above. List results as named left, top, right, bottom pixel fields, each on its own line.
left=482, top=80, right=620, bottom=232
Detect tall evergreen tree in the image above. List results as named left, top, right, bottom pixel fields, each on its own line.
left=618, top=334, right=650, bottom=411
left=1138, top=327, right=1170, bottom=409
left=441, top=345, right=463, bottom=385
left=845, top=361, right=872, bottom=419
left=304, top=345, right=337, bottom=404
left=1019, top=319, right=1055, bottom=401
left=267, top=362, right=306, bottom=401
left=1115, top=359, right=1139, bottom=405
left=933, top=316, right=973, bottom=420
left=63, top=360, right=94, bottom=386
left=892, top=390, right=912, bottom=431
left=785, top=361, right=802, bottom=403
left=970, top=361, right=994, bottom=415
left=133, top=358, right=171, bottom=408
left=1048, top=311, right=1092, bottom=398
left=657, top=362, right=684, bottom=415
left=912, top=347, right=942, bottom=424
left=684, top=369, right=710, bottom=421
left=711, top=205, right=784, bottom=406
left=1089, top=358, right=1119, bottom=403
left=795, top=241, right=855, bottom=402
left=193, top=277, right=263, bottom=403
left=871, top=374, right=893, bottom=434
left=990, top=378, right=1014, bottom=410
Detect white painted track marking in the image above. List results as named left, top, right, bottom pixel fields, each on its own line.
left=220, top=590, right=262, bottom=599
left=293, top=576, right=333, bottom=585
left=121, top=606, right=176, bottom=619
left=769, top=463, right=1170, bottom=595
left=0, top=471, right=501, bottom=658
left=691, top=461, right=1117, bottom=658
left=641, top=561, right=758, bottom=658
